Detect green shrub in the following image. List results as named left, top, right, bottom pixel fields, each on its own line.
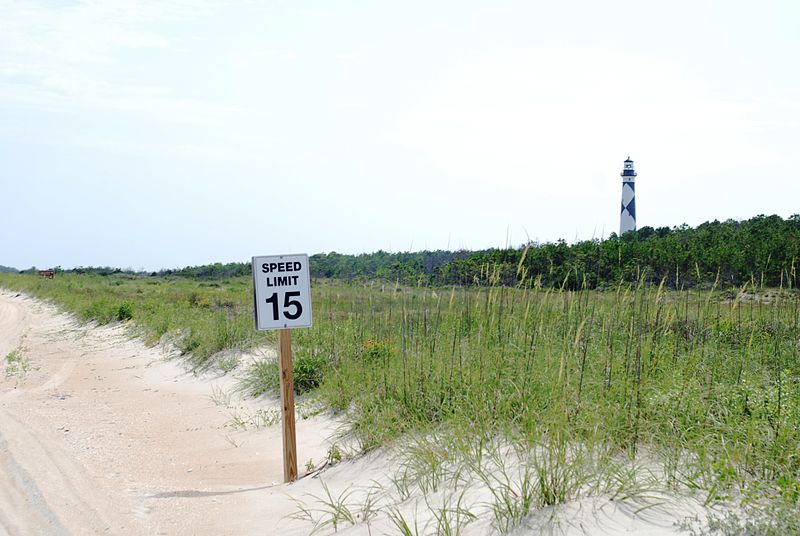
left=242, top=360, right=279, bottom=397
left=242, top=353, right=327, bottom=397
left=180, top=329, right=201, bottom=355
left=294, top=352, right=327, bottom=393
left=360, top=338, right=393, bottom=362
left=116, top=301, right=134, bottom=321
left=82, top=299, right=116, bottom=324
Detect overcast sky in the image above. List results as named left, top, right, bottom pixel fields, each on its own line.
left=2, top=0, right=798, bottom=271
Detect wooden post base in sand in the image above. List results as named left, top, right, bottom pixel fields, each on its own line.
left=278, top=329, right=297, bottom=482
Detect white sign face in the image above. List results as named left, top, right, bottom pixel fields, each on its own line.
left=252, top=253, right=312, bottom=330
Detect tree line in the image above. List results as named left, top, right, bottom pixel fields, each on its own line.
left=309, top=215, right=800, bottom=289
left=13, top=214, right=800, bottom=290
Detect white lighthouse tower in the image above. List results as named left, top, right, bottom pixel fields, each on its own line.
left=619, top=157, right=637, bottom=235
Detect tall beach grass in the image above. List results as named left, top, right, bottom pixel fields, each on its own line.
left=2, top=270, right=799, bottom=530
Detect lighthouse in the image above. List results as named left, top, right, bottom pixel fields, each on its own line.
left=619, top=157, right=637, bottom=235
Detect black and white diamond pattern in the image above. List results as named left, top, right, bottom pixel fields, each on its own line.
left=620, top=181, right=636, bottom=234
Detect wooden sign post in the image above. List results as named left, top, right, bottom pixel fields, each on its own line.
left=252, top=254, right=312, bottom=483
left=277, top=329, right=297, bottom=482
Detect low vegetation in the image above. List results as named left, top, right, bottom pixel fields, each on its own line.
left=4, top=347, right=30, bottom=379
left=2, top=213, right=799, bottom=532
left=2, top=268, right=799, bottom=532
left=0, top=273, right=265, bottom=368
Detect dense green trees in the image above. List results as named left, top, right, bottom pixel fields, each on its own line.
left=168, top=262, right=250, bottom=279
left=311, top=250, right=469, bottom=283
left=309, top=214, right=800, bottom=289
left=17, top=214, right=798, bottom=289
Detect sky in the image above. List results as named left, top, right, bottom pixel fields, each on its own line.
left=1, top=0, right=798, bottom=271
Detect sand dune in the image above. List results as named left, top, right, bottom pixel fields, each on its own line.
left=0, top=291, right=341, bottom=534
left=0, top=290, right=716, bottom=535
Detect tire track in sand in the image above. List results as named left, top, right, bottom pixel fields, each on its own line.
left=0, top=290, right=340, bottom=535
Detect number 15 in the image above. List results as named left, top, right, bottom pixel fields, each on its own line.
left=264, top=291, right=303, bottom=321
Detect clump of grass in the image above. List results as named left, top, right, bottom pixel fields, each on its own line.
left=476, top=444, right=554, bottom=532
left=215, top=352, right=240, bottom=373
left=4, top=347, right=29, bottom=378
left=240, top=359, right=278, bottom=397
left=179, top=328, right=202, bottom=355
left=241, top=352, right=328, bottom=397
left=225, top=407, right=281, bottom=430
left=424, top=490, right=477, bottom=536
left=386, top=504, right=422, bottom=536
left=289, top=481, right=358, bottom=533
left=360, top=337, right=393, bottom=362
left=294, top=352, right=328, bottom=392
left=680, top=500, right=800, bottom=535
left=116, top=301, right=134, bottom=321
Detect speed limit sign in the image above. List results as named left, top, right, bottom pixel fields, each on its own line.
left=252, top=253, right=312, bottom=330
left=252, top=253, right=312, bottom=482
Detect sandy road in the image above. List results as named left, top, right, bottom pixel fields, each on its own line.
left=0, top=291, right=340, bottom=535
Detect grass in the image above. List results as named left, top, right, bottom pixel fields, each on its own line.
left=289, top=481, right=361, bottom=534
left=239, top=350, right=327, bottom=397
left=0, top=273, right=265, bottom=370
left=680, top=500, right=800, bottom=535
left=2, top=271, right=799, bottom=532
left=425, top=489, right=477, bottom=536
left=4, top=347, right=30, bottom=379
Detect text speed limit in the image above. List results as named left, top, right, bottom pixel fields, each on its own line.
left=252, top=254, right=312, bottom=330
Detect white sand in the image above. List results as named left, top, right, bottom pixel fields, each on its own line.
left=0, top=290, right=715, bottom=535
